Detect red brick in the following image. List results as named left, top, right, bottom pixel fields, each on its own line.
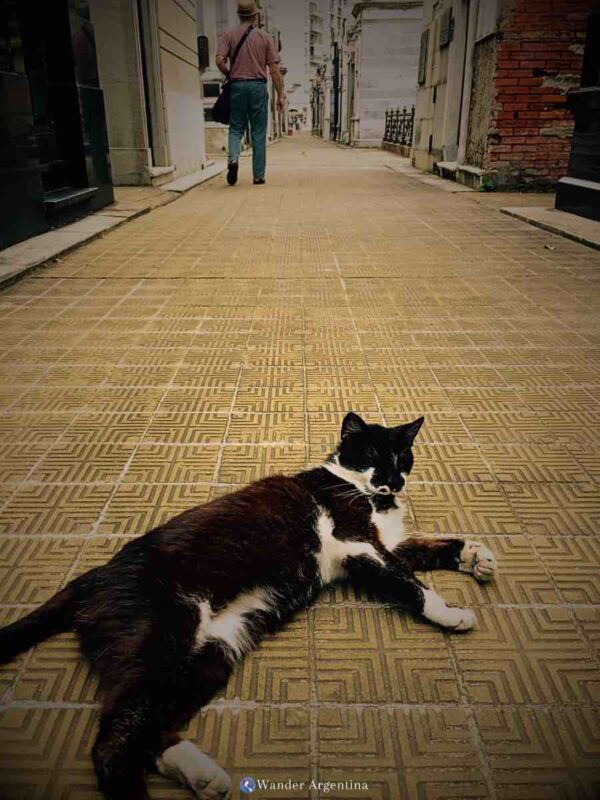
left=518, top=60, right=544, bottom=68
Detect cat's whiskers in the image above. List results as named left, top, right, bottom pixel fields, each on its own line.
left=333, top=487, right=366, bottom=500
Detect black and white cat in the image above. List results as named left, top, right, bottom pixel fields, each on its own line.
left=0, top=413, right=496, bottom=800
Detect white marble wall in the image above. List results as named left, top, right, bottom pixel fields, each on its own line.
left=351, top=3, right=423, bottom=147
left=158, top=0, right=207, bottom=175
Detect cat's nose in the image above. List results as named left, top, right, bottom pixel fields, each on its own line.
left=377, top=485, right=391, bottom=495
left=388, top=477, right=405, bottom=493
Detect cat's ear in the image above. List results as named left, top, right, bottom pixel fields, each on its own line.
left=341, top=412, right=366, bottom=439
left=393, top=416, right=424, bottom=447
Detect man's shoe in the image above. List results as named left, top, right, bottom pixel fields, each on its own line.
left=253, top=178, right=265, bottom=185
left=227, top=162, right=239, bottom=186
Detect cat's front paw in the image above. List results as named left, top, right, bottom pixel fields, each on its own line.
left=459, top=541, right=497, bottom=582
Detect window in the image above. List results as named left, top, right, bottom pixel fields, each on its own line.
left=475, top=0, right=500, bottom=42
left=439, top=8, right=454, bottom=48
left=203, top=82, right=220, bottom=99
left=418, top=29, right=429, bottom=85
left=197, top=34, right=209, bottom=70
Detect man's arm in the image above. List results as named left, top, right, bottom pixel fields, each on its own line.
left=269, top=63, right=285, bottom=112
left=215, top=54, right=229, bottom=77
left=215, top=32, right=230, bottom=77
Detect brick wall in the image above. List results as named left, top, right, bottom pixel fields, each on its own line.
left=487, top=0, right=591, bottom=189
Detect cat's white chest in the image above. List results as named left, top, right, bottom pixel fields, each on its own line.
left=371, top=500, right=408, bottom=551
left=314, top=508, right=383, bottom=584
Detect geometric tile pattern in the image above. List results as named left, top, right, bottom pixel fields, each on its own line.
left=1, top=137, right=600, bottom=797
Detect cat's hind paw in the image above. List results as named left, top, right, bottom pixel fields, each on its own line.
left=422, top=590, right=477, bottom=632
left=443, top=606, right=477, bottom=632
left=459, top=541, right=497, bottom=583
left=157, top=741, right=232, bottom=799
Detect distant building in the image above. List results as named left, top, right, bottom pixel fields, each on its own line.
left=310, top=0, right=421, bottom=146
left=412, top=0, right=593, bottom=190
left=310, top=1, right=327, bottom=74
left=346, top=1, right=423, bottom=147
left=310, top=0, right=351, bottom=140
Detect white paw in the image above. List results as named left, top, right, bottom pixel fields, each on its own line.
left=473, top=545, right=497, bottom=582
left=444, top=606, right=477, bottom=631
left=459, top=541, right=497, bottom=582
left=157, top=741, right=232, bottom=799
left=422, top=589, right=477, bottom=632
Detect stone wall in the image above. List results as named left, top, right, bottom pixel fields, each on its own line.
left=466, top=35, right=497, bottom=169
left=90, top=0, right=151, bottom=185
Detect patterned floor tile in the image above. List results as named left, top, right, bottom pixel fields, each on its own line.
left=0, top=538, right=83, bottom=604
left=0, top=485, right=114, bottom=536
left=0, top=707, right=99, bottom=800
left=99, top=483, right=212, bottom=535
left=480, top=443, right=589, bottom=483
left=123, top=443, right=221, bottom=484
left=217, top=444, right=307, bottom=484
left=532, top=536, right=600, bottom=603
left=410, top=482, right=522, bottom=535
left=504, top=482, right=600, bottom=535
left=453, top=607, right=600, bottom=704
left=412, top=444, right=493, bottom=482
left=1, top=134, right=600, bottom=799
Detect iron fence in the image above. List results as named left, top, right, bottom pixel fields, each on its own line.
left=383, top=106, right=415, bottom=146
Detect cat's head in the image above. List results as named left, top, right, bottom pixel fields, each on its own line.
left=329, top=412, right=424, bottom=496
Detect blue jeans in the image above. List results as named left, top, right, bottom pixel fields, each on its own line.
left=228, top=80, right=268, bottom=180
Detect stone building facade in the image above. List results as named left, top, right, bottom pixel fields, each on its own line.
left=412, top=0, right=593, bottom=190
left=90, top=0, right=208, bottom=186
left=311, top=0, right=351, bottom=141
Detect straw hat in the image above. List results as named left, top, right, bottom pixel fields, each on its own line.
left=238, top=0, right=259, bottom=18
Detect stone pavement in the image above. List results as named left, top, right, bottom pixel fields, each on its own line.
left=1, top=134, right=600, bottom=800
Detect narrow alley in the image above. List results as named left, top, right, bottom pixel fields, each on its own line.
left=1, top=135, right=599, bottom=799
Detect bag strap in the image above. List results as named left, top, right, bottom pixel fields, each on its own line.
left=229, top=25, right=254, bottom=73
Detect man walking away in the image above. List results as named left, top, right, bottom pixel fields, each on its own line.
left=216, top=0, right=285, bottom=186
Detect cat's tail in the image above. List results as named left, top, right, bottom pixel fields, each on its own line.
left=0, top=582, right=77, bottom=664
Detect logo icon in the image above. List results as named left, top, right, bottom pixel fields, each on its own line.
left=240, top=776, right=257, bottom=794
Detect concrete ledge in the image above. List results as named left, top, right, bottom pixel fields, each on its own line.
left=382, top=141, right=412, bottom=158
left=384, top=161, right=474, bottom=192
left=161, top=161, right=226, bottom=192
left=501, top=205, right=600, bottom=251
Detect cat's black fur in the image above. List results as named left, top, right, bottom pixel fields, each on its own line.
left=0, top=413, right=496, bottom=800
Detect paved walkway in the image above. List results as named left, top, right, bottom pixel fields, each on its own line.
left=1, top=134, right=600, bottom=799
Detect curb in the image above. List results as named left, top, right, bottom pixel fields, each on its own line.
left=500, top=206, right=600, bottom=252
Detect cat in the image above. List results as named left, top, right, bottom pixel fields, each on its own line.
left=0, top=412, right=497, bottom=800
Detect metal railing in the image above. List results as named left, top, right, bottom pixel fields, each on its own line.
left=383, top=106, right=415, bottom=146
